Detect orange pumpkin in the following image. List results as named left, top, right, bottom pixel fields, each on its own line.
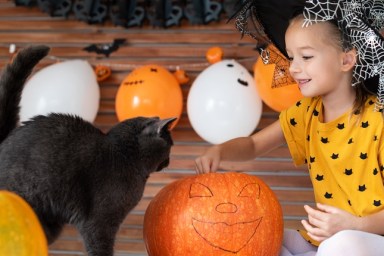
left=206, top=46, right=223, bottom=64
left=254, top=45, right=303, bottom=112
left=94, top=65, right=111, bottom=82
left=115, top=65, right=183, bottom=129
left=0, top=190, right=48, bottom=256
left=173, top=68, right=190, bottom=84
left=143, top=172, right=283, bottom=256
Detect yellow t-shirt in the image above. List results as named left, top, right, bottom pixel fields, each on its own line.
left=279, top=96, right=384, bottom=246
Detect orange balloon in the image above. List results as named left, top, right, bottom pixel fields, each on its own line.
left=206, top=46, right=223, bottom=64
left=254, top=56, right=303, bottom=112
left=115, top=65, right=183, bottom=129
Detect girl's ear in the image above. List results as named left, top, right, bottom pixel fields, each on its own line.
left=341, top=48, right=357, bottom=72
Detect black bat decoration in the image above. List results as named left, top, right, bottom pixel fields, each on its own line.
left=83, top=38, right=126, bottom=57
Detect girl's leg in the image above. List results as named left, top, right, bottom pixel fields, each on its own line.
left=280, top=229, right=317, bottom=256
left=317, top=230, right=384, bottom=256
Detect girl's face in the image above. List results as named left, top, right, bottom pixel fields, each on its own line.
left=285, top=18, right=353, bottom=99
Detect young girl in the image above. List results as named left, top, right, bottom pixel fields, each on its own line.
left=195, top=1, right=384, bottom=255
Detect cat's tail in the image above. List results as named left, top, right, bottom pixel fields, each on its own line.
left=0, top=45, right=50, bottom=144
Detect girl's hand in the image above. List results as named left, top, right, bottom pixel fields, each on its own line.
left=301, top=203, right=359, bottom=242
left=195, top=145, right=221, bottom=174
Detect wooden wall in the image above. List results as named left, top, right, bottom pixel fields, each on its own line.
left=0, top=1, right=313, bottom=255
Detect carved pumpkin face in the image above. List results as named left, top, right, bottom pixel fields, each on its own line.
left=115, top=65, right=183, bottom=129
left=0, top=190, right=48, bottom=256
left=143, top=172, right=283, bottom=256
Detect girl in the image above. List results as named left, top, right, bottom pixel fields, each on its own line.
left=195, top=1, right=384, bottom=255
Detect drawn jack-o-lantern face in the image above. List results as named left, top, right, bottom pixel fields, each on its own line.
left=144, top=172, right=283, bottom=256
left=115, top=65, right=183, bottom=129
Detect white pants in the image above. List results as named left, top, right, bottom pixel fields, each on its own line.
left=280, top=229, right=384, bottom=256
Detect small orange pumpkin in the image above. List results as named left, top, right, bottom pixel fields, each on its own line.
left=173, top=68, right=190, bottom=84
left=94, top=65, right=111, bottom=82
left=0, top=190, right=48, bottom=256
left=143, top=172, right=283, bottom=256
left=206, top=46, right=223, bottom=64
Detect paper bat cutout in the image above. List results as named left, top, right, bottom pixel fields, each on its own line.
left=83, top=38, right=126, bottom=57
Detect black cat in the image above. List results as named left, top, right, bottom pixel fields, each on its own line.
left=0, top=45, right=175, bottom=255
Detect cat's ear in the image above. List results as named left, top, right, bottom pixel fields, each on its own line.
left=142, top=117, right=176, bottom=135
left=156, top=117, right=176, bottom=134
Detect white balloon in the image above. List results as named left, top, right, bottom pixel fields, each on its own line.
left=187, top=60, right=262, bottom=144
left=20, top=60, right=100, bottom=123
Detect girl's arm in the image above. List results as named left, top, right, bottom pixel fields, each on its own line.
left=356, top=208, right=384, bottom=235
left=302, top=203, right=384, bottom=242
left=195, top=120, right=286, bottom=173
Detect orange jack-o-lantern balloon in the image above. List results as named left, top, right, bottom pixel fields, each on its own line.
left=206, top=46, right=223, bottom=64
left=0, top=190, right=48, bottom=256
left=115, top=65, right=183, bottom=129
left=144, top=172, right=283, bottom=256
left=254, top=47, right=303, bottom=112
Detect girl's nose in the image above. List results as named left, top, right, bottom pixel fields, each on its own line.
left=289, top=60, right=301, bottom=74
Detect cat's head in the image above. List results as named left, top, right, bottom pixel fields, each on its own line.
left=108, top=116, right=176, bottom=174
left=139, top=116, right=176, bottom=171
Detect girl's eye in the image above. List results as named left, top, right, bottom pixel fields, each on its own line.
left=287, top=57, right=293, bottom=62
left=303, top=56, right=313, bottom=60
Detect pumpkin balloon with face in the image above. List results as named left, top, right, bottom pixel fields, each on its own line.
left=0, top=190, right=48, bottom=256
left=115, top=65, right=183, bottom=129
left=143, top=172, right=283, bottom=256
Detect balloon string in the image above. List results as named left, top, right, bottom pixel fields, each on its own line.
left=46, top=55, right=257, bottom=71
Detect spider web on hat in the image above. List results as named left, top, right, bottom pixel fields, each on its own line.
left=303, top=0, right=384, bottom=110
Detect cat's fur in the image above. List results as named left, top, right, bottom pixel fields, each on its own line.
left=0, top=45, right=175, bottom=256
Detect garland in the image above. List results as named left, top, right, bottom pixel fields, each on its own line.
left=14, top=0, right=240, bottom=28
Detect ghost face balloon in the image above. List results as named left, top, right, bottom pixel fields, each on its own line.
left=20, top=60, right=100, bottom=123
left=187, top=60, right=262, bottom=144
